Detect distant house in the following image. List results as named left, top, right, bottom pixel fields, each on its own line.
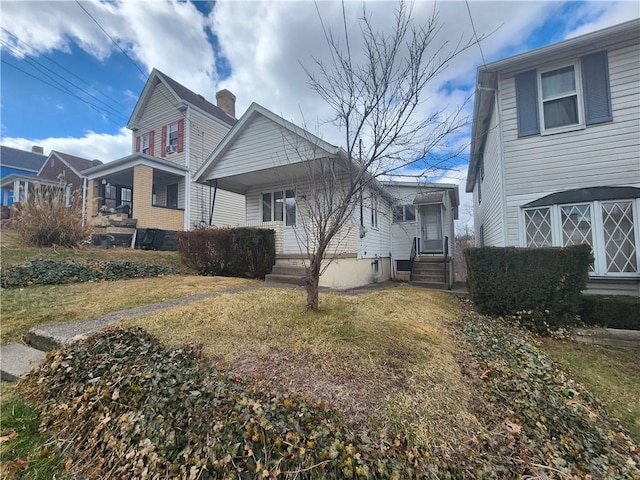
left=466, top=19, right=640, bottom=296
left=82, top=69, right=245, bottom=236
left=195, top=103, right=458, bottom=289
left=0, top=145, right=47, bottom=208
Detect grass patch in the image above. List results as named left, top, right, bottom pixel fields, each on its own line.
left=1, top=227, right=184, bottom=271
left=1, top=276, right=258, bottom=344
left=0, top=385, right=66, bottom=479
left=541, top=339, right=640, bottom=441
left=129, top=286, right=480, bottom=449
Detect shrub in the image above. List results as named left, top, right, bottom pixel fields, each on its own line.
left=465, top=245, right=592, bottom=331
left=580, top=295, right=640, bottom=330
left=177, top=227, right=275, bottom=279
left=0, top=259, right=175, bottom=288
left=226, top=227, right=276, bottom=279
left=12, top=182, right=91, bottom=247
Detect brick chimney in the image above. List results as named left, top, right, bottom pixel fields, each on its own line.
left=216, top=89, right=236, bottom=118
left=31, top=145, right=44, bottom=154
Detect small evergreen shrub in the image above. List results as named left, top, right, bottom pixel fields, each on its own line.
left=1, top=259, right=175, bottom=288
left=177, top=227, right=275, bottom=279
left=12, top=183, right=91, bottom=247
left=465, top=245, right=592, bottom=331
left=580, top=295, right=640, bottom=330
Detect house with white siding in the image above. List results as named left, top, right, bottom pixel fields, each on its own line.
left=466, top=19, right=640, bottom=296
left=195, top=103, right=458, bottom=289
left=82, top=69, right=245, bottom=244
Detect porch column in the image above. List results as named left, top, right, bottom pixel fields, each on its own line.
left=85, top=180, right=96, bottom=221
left=13, top=179, right=19, bottom=204
left=132, top=165, right=153, bottom=227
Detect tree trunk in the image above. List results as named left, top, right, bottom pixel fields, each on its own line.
left=304, top=256, right=322, bottom=311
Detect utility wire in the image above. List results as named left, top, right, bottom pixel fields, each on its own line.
left=465, top=0, right=487, bottom=67
left=1, top=59, right=126, bottom=130
left=0, top=39, right=128, bottom=122
left=1, top=26, right=130, bottom=111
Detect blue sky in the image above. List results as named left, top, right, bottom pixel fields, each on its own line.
left=1, top=0, right=638, bottom=222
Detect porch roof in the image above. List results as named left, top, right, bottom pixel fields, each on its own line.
left=82, top=153, right=188, bottom=180
left=413, top=191, right=445, bottom=205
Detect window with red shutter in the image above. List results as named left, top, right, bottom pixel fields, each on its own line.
left=177, top=119, right=184, bottom=153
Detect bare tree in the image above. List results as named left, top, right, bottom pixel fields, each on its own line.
left=299, top=1, right=475, bottom=310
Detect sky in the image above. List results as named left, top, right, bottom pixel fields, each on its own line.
left=1, top=0, right=639, bottom=232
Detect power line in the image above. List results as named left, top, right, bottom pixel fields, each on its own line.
left=1, top=59, right=126, bottom=130
left=1, top=26, right=130, bottom=111
left=465, top=0, right=487, bottom=67
left=0, top=39, right=128, bottom=122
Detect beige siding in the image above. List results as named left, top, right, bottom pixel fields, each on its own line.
left=498, top=41, right=640, bottom=246
left=187, top=109, right=244, bottom=227
left=213, top=115, right=330, bottom=179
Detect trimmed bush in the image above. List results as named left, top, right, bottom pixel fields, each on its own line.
left=465, top=245, right=592, bottom=331
left=580, top=295, right=640, bottom=331
left=1, top=259, right=175, bottom=288
left=177, top=227, right=275, bottom=279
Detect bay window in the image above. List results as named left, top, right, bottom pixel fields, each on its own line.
left=523, top=199, right=639, bottom=276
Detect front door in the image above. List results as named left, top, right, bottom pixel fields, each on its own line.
left=421, top=204, right=443, bottom=253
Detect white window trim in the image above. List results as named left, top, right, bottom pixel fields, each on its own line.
left=370, top=194, right=379, bottom=230
left=537, top=60, right=585, bottom=136
left=261, top=189, right=296, bottom=227
left=520, top=199, right=640, bottom=278
left=141, top=132, right=150, bottom=154
left=168, top=122, right=179, bottom=148
left=393, top=204, right=416, bottom=223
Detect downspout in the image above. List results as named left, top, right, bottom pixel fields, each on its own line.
left=184, top=105, right=192, bottom=231
left=82, top=177, right=87, bottom=226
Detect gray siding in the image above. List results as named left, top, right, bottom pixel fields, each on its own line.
left=474, top=106, right=505, bottom=246
left=497, top=41, right=640, bottom=246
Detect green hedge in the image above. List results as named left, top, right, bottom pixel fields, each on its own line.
left=580, top=295, right=640, bottom=331
left=1, top=259, right=176, bottom=288
left=465, top=245, right=592, bottom=331
left=177, top=227, right=275, bottom=279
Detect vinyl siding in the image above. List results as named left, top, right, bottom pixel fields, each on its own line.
left=187, top=109, right=243, bottom=227
left=212, top=115, right=331, bottom=179
left=474, top=106, right=505, bottom=246
left=499, top=41, right=640, bottom=246
left=245, top=176, right=359, bottom=256
left=358, top=188, right=392, bottom=259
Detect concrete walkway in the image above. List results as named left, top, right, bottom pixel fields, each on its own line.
left=2, top=280, right=433, bottom=382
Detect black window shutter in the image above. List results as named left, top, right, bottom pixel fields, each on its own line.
left=582, top=51, right=612, bottom=125
left=515, top=70, right=540, bottom=137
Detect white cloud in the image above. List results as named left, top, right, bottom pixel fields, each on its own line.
left=2, top=128, right=131, bottom=162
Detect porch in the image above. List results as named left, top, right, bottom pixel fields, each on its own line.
left=83, top=156, right=188, bottom=232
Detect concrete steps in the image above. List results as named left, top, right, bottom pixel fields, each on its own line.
left=265, top=264, right=306, bottom=286
left=410, top=256, right=447, bottom=287
left=0, top=343, right=46, bottom=382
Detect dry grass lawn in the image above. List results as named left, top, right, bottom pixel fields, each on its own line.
left=1, top=276, right=257, bottom=344
left=128, top=286, right=482, bottom=449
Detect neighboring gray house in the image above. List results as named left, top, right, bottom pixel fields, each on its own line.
left=195, top=103, right=458, bottom=289
left=466, top=19, right=640, bottom=296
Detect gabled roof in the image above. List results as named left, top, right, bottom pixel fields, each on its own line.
left=0, top=145, right=47, bottom=173
left=194, top=102, right=346, bottom=184
left=39, top=151, right=97, bottom=179
left=466, top=18, right=640, bottom=193
left=127, top=69, right=236, bottom=129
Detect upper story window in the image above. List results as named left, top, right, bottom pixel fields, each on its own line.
left=393, top=204, right=416, bottom=223
left=515, top=51, right=612, bottom=137
left=141, top=133, right=150, bottom=154
left=168, top=122, right=179, bottom=148
left=540, top=64, right=581, bottom=130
